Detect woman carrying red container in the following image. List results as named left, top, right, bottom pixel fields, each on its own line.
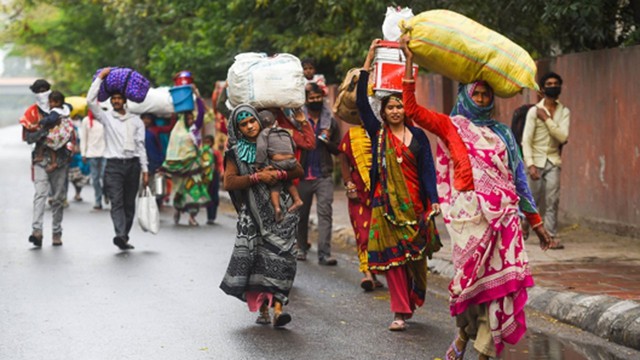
left=356, top=39, right=442, bottom=332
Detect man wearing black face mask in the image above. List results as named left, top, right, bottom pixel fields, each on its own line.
left=522, top=72, right=571, bottom=249
left=296, top=83, right=341, bottom=265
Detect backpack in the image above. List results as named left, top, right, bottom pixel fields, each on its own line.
left=332, top=68, right=361, bottom=125
left=511, top=104, right=534, bottom=151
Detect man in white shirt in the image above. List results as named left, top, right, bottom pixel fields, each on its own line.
left=80, top=113, right=106, bottom=210
left=522, top=72, right=570, bottom=249
left=87, top=67, right=149, bottom=250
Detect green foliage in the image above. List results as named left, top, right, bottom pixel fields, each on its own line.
left=3, top=0, right=639, bottom=96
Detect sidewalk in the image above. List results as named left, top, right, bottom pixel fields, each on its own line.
left=323, top=188, right=640, bottom=351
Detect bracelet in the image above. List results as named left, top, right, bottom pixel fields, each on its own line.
left=402, top=78, right=415, bottom=83
left=346, top=189, right=357, bottom=194
left=531, top=221, right=544, bottom=230
left=249, top=173, right=259, bottom=185
left=277, top=170, right=288, bottom=181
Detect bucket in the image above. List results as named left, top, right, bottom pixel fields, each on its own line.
left=169, top=85, right=194, bottom=113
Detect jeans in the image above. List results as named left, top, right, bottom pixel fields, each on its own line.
left=88, top=157, right=106, bottom=206
left=32, top=164, right=69, bottom=234
left=297, top=177, right=334, bottom=260
left=528, top=160, right=561, bottom=237
left=104, top=158, right=141, bottom=239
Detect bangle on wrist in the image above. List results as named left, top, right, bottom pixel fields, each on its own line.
left=402, top=78, right=415, bottom=83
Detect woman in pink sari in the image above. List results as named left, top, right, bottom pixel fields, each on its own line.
left=399, top=37, right=552, bottom=359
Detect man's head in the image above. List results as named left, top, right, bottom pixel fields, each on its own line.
left=48, top=91, right=65, bottom=109
left=301, top=58, right=316, bottom=80
left=141, top=113, right=154, bottom=128
left=539, top=72, right=563, bottom=99
left=30, top=79, right=51, bottom=94
left=257, top=110, right=276, bottom=128
left=305, top=83, right=324, bottom=112
left=110, top=91, right=126, bottom=112
left=203, top=135, right=214, bottom=147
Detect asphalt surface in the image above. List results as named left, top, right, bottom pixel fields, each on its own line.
left=1, top=124, right=639, bottom=360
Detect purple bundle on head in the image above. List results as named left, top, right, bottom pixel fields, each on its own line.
left=93, top=67, right=151, bottom=103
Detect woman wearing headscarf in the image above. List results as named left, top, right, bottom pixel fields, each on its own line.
left=219, top=104, right=303, bottom=328
left=162, top=92, right=211, bottom=226
left=356, top=40, right=442, bottom=332
left=398, top=36, right=552, bottom=360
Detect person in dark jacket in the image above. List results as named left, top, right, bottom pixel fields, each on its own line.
left=296, top=83, right=341, bottom=265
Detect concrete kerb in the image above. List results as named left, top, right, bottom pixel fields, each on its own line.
left=428, top=257, right=640, bottom=351
left=219, top=192, right=640, bottom=351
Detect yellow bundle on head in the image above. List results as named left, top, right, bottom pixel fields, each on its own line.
left=400, top=9, right=538, bottom=98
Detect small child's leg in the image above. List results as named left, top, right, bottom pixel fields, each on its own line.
left=287, top=182, right=304, bottom=212
left=33, top=145, right=44, bottom=163
left=45, top=149, right=58, bottom=173
left=270, top=189, right=283, bottom=222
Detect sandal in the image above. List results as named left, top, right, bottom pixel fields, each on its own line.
left=549, top=241, right=565, bottom=250
left=360, top=278, right=374, bottom=292
left=256, top=311, right=271, bottom=325
left=273, top=312, right=292, bottom=327
left=388, top=319, right=406, bottom=331
left=445, top=338, right=467, bottom=360
left=373, top=279, right=384, bottom=288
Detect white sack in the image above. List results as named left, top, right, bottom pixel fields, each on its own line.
left=127, top=87, right=174, bottom=117
left=227, top=53, right=306, bottom=109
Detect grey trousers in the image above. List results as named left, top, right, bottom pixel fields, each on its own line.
left=297, top=177, right=334, bottom=260
left=32, top=164, right=69, bottom=234
left=528, top=160, right=561, bottom=236
left=88, top=157, right=106, bottom=206
left=104, top=158, right=141, bottom=239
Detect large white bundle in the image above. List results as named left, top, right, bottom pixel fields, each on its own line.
left=127, top=87, right=174, bottom=117
left=227, top=53, right=306, bottom=109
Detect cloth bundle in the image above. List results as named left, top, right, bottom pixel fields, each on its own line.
left=400, top=10, right=538, bottom=98
left=227, top=53, right=306, bottom=109
left=94, top=68, right=151, bottom=103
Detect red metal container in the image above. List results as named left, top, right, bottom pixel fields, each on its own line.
left=372, top=41, right=418, bottom=93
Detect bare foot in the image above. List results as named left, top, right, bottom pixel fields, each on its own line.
left=274, top=207, right=283, bottom=223
left=287, top=199, right=303, bottom=213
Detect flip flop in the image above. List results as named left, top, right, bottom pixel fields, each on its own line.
left=273, top=312, right=292, bottom=328
left=445, top=339, right=466, bottom=360
left=255, top=313, right=271, bottom=325
left=360, top=278, right=374, bottom=292
left=549, top=241, right=565, bottom=250
left=373, top=279, right=384, bottom=288
left=388, top=319, right=406, bottom=331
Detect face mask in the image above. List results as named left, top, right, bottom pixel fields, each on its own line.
left=543, top=86, right=561, bottom=98
left=307, top=101, right=323, bottom=112
left=35, top=90, right=51, bottom=112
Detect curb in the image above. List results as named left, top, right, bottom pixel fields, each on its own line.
left=428, top=258, right=640, bottom=351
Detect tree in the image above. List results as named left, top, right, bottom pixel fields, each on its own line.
left=3, top=1, right=638, bottom=96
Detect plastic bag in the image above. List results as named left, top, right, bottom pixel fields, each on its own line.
left=227, top=53, right=306, bottom=109
left=382, top=6, right=414, bottom=41
left=137, top=186, right=159, bottom=234
left=400, top=9, right=538, bottom=98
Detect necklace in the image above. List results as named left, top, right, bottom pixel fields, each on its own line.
left=394, top=126, right=406, bottom=164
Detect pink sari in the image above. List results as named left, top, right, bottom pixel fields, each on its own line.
left=436, top=116, right=533, bottom=355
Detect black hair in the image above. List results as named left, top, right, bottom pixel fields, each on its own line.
left=140, top=113, right=154, bottom=120
left=257, top=110, right=276, bottom=128
left=539, top=72, right=563, bottom=88
left=204, top=134, right=214, bottom=142
left=380, top=92, right=403, bottom=120
left=49, top=90, right=65, bottom=104
left=305, top=82, right=323, bottom=99
left=30, top=79, right=51, bottom=94
left=301, top=58, right=316, bottom=67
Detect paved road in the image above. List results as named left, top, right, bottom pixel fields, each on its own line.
left=1, top=125, right=638, bottom=360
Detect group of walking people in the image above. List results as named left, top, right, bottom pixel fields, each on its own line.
left=216, top=36, right=556, bottom=360
left=20, top=33, right=567, bottom=359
